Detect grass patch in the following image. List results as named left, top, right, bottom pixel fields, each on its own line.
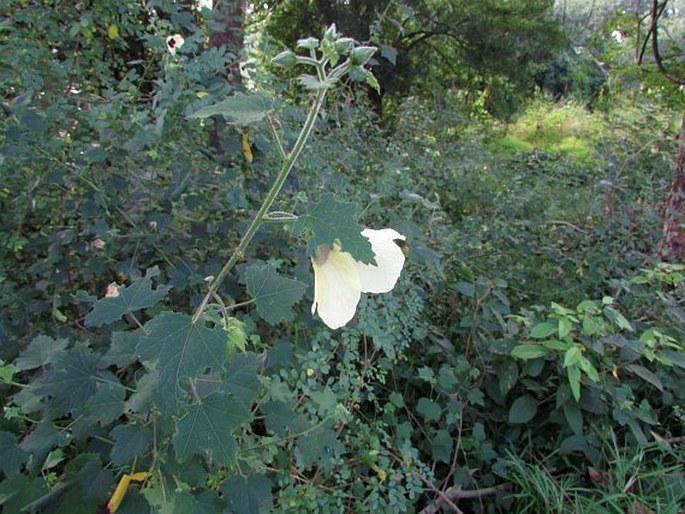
left=490, top=99, right=604, bottom=162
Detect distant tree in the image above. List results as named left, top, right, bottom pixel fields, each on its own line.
left=260, top=0, right=565, bottom=119
left=210, top=0, right=247, bottom=85
left=634, top=0, right=685, bottom=260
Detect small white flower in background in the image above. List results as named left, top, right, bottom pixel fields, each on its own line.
left=86, top=238, right=105, bottom=251
left=166, top=34, right=185, bottom=55
left=196, top=0, right=213, bottom=9
left=105, top=283, right=120, bottom=298
left=311, top=228, right=406, bottom=329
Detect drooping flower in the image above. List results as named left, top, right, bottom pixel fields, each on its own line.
left=311, top=228, right=406, bottom=329
left=166, top=34, right=185, bottom=55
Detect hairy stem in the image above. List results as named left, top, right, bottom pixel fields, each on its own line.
left=192, top=87, right=327, bottom=323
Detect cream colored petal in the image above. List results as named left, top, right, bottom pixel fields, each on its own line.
left=356, top=228, right=406, bottom=294
left=311, top=248, right=362, bottom=329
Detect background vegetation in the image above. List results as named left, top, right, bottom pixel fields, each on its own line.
left=1, top=0, right=683, bottom=512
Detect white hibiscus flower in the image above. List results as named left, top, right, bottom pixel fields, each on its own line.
left=166, top=34, right=185, bottom=55
left=311, top=228, right=406, bottom=329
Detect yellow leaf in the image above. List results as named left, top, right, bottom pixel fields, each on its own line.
left=129, top=471, right=151, bottom=482
left=107, top=24, right=119, bottom=40
left=196, top=91, right=209, bottom=98
left=242, top=133, right=253, bottom=163
left=106, top=474, right=131, bottom=513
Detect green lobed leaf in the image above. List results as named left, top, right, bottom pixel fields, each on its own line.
left=188, top=94, right=274, bottom=125
left=18, top=422, right=64, bottom=472
left=416, top=397, right=442, bottom=423
left=222, top=474, right=274, bottom=514
left=245, top=264, right=307, bottom=325
left=0, top=431, right=28, bottom=476
left=309, top=386, right=338, bottom=415
left=84, top=382, right=125, bottom=425
left=15, top=335, right=69, bottom=370
left=292, top=194, right=375, bottom=264
left=109, top=424, right=153, bottom=467
left=31, top=342, right=103, bottom=418
left=136, top=312, right=227, bottom=414
left=431, top=429, right=454, bottom=464
left=101, top=330, right=143, bottom=368
left=172, top=392, right=250, bottom=465
left=222, top=352, right=262, bottom=404
left=295, top=426, right=344, bottom=470
left=85, top=276, right=171, bottom=327
left=261, top=400, right=310, bottom=437
left=0, top=476, right=49, bottom=514
left=508, top=394, right=538, bottom=424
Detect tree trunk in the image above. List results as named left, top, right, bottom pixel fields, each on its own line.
left=658, top=112, right=685, bottom=261
left=207, top=0, right=246, bottom=154
left=209, top=0, right=246, bottom=86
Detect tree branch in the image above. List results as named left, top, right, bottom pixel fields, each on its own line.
left=419, top=483, right=511, bottom=514
left=650, top=0, right=685, bottom=85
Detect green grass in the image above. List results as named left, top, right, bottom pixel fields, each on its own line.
left=505, top=437, right=685, bottom=514
left=490, top=99, right=604, bottom=162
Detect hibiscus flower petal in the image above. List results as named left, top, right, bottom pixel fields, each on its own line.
left=311, top=246, right=362, bottom=329
left=356, top=228, right=406, bottom=293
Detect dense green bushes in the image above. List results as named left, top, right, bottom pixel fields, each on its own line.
left=1, top=2, right=683, bottom=513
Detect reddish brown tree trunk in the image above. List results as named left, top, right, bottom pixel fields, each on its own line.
left=658, top=112, right=685, bottom=261
left=209, top=0, right=246, bottom=85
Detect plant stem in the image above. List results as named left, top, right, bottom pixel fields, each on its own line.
left=192, top=88, right=328, bottom=323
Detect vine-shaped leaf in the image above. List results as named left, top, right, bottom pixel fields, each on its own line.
left=245, top=264, right=306, bottom=324
left=222, top=474, right=274, bottom=514
left=172, top=392, right=250, bottom=465
left=136, top=312, right=227, bottom=414
left=85, top=276, right=171, bottom=327
left=292, top=194, right=375, bottom=264
left=0, top=432, right=29, bottom=476
left=31, top=342, right=106, bottom=418
left=14, top=335, right=69, bottom=370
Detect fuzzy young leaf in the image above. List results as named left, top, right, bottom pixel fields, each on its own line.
left=296, top=37, right=319, bottom=50
left=245, top=264, right=307, bottom=325
left=222, top=474, right=274, bottom=514
left=297, top=74, right=336, bottom=90
left=272, top=50, right=297, bottom=68
left=349, top=46, right=377, bottom=66
left=85, top=276, right=171, bottom=327
left=292, top=194, right=375, bottom=264
left=136, top=312, right=228, bottom=414
left=189, top=94, right=274, bottom=125
left=172, top=392, right=250, bottom=465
